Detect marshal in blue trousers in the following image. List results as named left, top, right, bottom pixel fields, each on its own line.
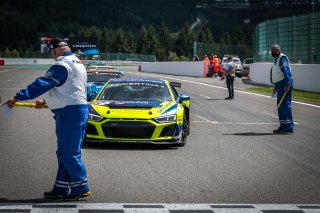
left=51, top=104, right=89, bottom=196
left=276, top=84, right=294, bottom=133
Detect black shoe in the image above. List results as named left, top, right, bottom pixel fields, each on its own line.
left=273, top=129, right=294, bottom=134
left=43, top=191, right=64, bottom=199
left=63, top=191, right=91, bottom=201
left=225, top=97, right=232, bottom=100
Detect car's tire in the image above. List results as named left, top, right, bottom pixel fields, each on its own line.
left=175, top=114, right=189, bottom=147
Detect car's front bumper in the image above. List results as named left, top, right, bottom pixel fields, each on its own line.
left=85, top=119, right=183, bottom=144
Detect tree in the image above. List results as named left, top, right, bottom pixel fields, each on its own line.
left=158, top=23, right=173, bottom=61
left=101, top=28, right=115, bottom=53
left=175, top=22, right=195, bottom=58
left=137, top=26, right=149, bottom=55
left=114, top=28, right=130, bottom=53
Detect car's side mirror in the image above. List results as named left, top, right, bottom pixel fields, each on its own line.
left=179, top=94, right=190, bottom=103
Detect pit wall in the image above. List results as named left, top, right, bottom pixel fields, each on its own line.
left=141, top=61, right=320, bottom=93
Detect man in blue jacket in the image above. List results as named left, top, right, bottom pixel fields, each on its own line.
left=4, top=38, right=91, bottom=200
left=270, top=44, right=294, bottom=134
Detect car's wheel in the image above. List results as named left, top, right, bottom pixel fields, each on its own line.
left=175, top=114, right=189, bottom=147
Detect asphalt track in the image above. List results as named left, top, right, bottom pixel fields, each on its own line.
left=0, top=66, right=319, bottom=211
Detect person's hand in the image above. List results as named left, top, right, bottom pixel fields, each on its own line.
left=35, top=99, right=46, bottom=109
left=284, top=86, right=290, bottom=94
left=2, top=97, right=17, bottom=108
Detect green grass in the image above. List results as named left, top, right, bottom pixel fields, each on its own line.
left=245, top=87, right=320, bottom=104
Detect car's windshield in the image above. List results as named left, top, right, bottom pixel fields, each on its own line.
left=98, top=81, right=172, bottom=101
left=222, top=58, right=241, bottom=64
left=87, top=72, right=122, bottom=82
left=243, top=58, right=254, bottom=64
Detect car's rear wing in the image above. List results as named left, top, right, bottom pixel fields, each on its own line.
left=170, top=82, right=181, bottom=88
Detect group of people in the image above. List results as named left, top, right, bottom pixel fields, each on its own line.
left=199, top=54, right=222, bottom=77
left=2, top=40, right=294, bottom=201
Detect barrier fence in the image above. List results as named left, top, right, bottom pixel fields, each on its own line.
left=254, top=11, right=320, bottom=64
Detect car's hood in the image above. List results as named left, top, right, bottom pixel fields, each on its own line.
left=89, top=100, right=177, bottom=119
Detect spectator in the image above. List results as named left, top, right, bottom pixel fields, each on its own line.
left=223, top=55, right=235, bottom=100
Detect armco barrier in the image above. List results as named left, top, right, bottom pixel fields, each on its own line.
left=250, top=63, right=320, bottom=93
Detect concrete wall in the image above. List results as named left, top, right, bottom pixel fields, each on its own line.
left=250, top=63, right=320, bottom=92
left=141, top=62, right=206, bottom=77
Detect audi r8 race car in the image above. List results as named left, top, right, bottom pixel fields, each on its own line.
left=85, top=78, right=190, bottom=146
left=87, top=70, right=124, bottom=101
left=87, top=65, right=118, bottom=72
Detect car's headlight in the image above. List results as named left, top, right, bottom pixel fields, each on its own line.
left=154, top=115, right=176, bottom=123
left=88, top=105, right=105, bottom=122
left=89, top=113, right=104, bottom=122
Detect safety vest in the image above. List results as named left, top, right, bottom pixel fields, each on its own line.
left=271, top=53, right=289, bottom=84
left=44, top=54, right=87, bottom=109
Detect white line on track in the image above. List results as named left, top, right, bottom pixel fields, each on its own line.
left=195, top=115, right=300, bottom=125
left=200, top=94, right=213, bottom=99
left=129, top=71, right=320, bottom=109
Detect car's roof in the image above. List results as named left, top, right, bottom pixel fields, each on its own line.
left=109, top=78, right=167, bottom=84
left=87, top=71, right=123, bottom=74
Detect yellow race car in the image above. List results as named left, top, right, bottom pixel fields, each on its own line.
left=85, top=78, right=190, bottom=146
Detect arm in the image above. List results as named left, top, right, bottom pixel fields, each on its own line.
left=5, top=65, right=68, bottom=108
left=279, top=56, right=293, bottom=91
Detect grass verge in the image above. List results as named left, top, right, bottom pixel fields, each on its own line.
left=245, top=87, right=320, bottom=104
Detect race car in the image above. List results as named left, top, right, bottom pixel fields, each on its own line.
left=87, top=65, right=118, bottom=72
left=87, top=70, right=124, bottom=101
left=85, top=78, right=190, bottom=146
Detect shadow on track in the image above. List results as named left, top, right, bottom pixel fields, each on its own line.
left=82, top=142, right=178, bottom=151
left=222, top=132, right=277, bottom=136
left=0, top=197, right=83, bottom=204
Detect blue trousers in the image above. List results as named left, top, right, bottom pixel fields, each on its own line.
left=51, top=105, right=89, bottom=196
left=276, top=84, right=294, bottom=132
left=226, top=76, right=235, bottom=97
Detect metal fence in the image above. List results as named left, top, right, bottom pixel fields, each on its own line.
left=99, top=53, right=156, bottom=62
left=4, top=52, right=156, bottom=62
left=254, top=11, right=320, bottom=64
left=195, top=42, right=253, bottom=61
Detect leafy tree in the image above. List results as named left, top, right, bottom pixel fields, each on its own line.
left=137, top=26, right=149, bottom=55
left=158, top=23, right=173, bottom=61
left=11, top=49, right=20, bottom=58
left=3, top=48, right=11, bottom=57
left=101, top=28, right=116, bottom=53
left=168, top=51, right=179, bottom=61
left=126, top=31, right=137, bottom=54
left=114, top=28, right=130, bottom=53
left=175, top=23, right=195, bottom=58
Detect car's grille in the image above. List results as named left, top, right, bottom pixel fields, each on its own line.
left=159, top=124, right=178, bottom=137
left=102, top=121, right=155, bottom=139
left=86, top=123, right=98, bottom=135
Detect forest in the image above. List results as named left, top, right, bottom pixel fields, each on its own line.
left=0, top=0, right=317, bottom=60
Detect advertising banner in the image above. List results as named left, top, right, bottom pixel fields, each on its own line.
left=40, top=37, right=99, bottom=55
left=68, top=37, right=99, bottom=55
